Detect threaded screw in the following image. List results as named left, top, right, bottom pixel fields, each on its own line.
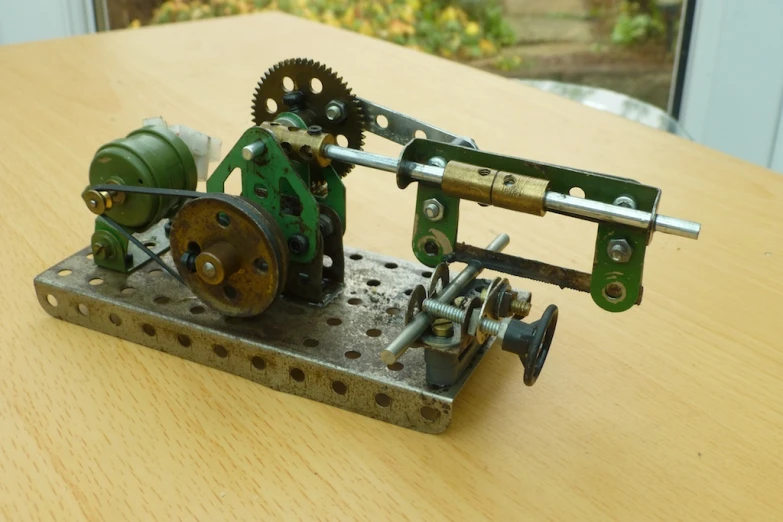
left=510, top=299, right=531, bottom=317
left=421, top=299, right=502, bottom=336
left=480, top=287, right=531, bottom=319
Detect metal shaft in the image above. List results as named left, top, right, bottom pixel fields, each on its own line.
left=322, top=145, right=700, bottom=240
left=323, top=144, right=443, bottom=183
left=242, top=141, right=267, bottom=161
left=380, top=233, right=510, bottom=365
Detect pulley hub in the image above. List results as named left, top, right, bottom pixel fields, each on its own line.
left=170, top=195, right=288, bottom=317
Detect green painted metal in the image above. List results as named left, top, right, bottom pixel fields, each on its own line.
left=319, top=165, right=347, bottom=233
left=412, top=183, right=460, bottom=267
left=91, top=217, right=128, bottom=272
left=206, top=127, right=320, bottom=263
left=399, top=139, right=661, bottom=312
left=271, top=111, right=346, bottom=231
left=91, top=218, right=171, bottom=273
left=276, top=111, right=307, bottom=128
left=89, top=125, right=197, bottom=232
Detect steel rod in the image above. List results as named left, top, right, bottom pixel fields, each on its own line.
left=380, top=233, right=510, bottom=365
left=322, top=145, right=701, bottom=240
left=323, top=145, right=398, bottom=173
left=543, top=193, right=701, bottom=240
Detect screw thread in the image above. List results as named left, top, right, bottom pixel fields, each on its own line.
left=510, top=299, right=530, bottom=317
left=422, top=300, right=467, bottom=323
left=423, top=299, right=502, bottom=335
left=479, top=318, right=501, bottom=336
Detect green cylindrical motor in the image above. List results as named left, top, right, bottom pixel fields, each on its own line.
left=89, top=125, right=197, bottom=232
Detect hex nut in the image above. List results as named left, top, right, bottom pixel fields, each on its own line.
left=325, top=100, right=346, bottom=122
left=423, top=198, right=444, bottom=221
left=497, top=291, right=515, bottom=318
left=607, top=238, right=633, bottom=263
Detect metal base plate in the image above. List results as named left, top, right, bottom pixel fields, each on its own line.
left=34, top=247, right=492, bottom=433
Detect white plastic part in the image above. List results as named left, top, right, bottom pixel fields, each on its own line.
left=143, top=117, right=222, bottom=181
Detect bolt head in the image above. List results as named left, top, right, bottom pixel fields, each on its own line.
left=282, top=91, right=304, bottom=109
left=201, top=261, right=217, bottom=278
left=604, top=282, right=626, bottom=300
left=288, top=234, right=309, bottom=254
left=607, top=238, right=633, bottom=263
left=422, top=198, right=444, bottom=221
left=92, top=242, right=109, bottom=260
left=424, top=240, right=439, bottom=256
left=427, top=156, right=447, bottom=169
left=432, top=318, right=454, bottom=337
left=613, top=195, right=637, bottom=209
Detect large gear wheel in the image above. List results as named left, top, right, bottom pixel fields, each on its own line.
left=252, top=58, right=364, bottom=177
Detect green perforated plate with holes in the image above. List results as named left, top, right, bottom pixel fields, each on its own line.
left=206, top=127, right=320, bottom=263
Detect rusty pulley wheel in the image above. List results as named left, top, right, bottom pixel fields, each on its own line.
left=170, top=194, right=288, bottom=317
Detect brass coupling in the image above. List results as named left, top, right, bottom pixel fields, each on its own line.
left=260, top=121, right=335, bottom=167
left=82, top=188, right=113, bottom=215
left=81, top=180, right=126, bottom=215
left=195, top=241, right=242, bottom=285
left=440, top=161, right=550, bottom=216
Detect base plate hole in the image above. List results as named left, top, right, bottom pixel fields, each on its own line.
left=375, top=393, right=392, bottom=408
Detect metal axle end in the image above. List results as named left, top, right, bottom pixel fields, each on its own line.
left=380, top=349, right=398, bottom=365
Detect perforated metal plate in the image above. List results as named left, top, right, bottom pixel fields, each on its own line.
left=33, top=248, right=492, bottom=433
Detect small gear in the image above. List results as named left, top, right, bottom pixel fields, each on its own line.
left=252, top=58, right=364, bottom=177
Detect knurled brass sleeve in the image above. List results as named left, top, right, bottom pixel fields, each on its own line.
left=491, top=172, right=550, bottom=216
left=260, top=122, right=336, bottom=167
left=441, top=161, right=549, bottom=215
left=441, top=161, right=495, bottom=205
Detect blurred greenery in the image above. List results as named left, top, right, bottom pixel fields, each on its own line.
left=134, top=0, right=516, bottom=61
left=611, top=0, right=665, bottom=47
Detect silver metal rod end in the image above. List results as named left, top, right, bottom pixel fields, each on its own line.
left=242, top=141, right=266, bottom=161
left=489, top=233, right=511, bottom=251
left=654, top=215, right=701, bottom=240
left=380, top=349, right=398, bottom=365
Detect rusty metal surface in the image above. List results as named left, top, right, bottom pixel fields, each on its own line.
left=447, top=243, right=593, bottom=293
left=170, top=195, right=288, bottom=317
left=34, top=247, right=493, bottom=433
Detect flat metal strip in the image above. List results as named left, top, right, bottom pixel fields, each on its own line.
left=447, top=243, right=593, bottom=293
left=358, top=97, right=477, bottom=148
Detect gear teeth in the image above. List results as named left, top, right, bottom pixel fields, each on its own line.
left=251, top=57, right=365, bottom=176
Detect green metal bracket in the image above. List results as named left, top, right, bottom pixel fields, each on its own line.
left=412, top=183, right=460, bottom=267
left=319, top=165, right=347, bottom=234
left=206, top=127, right=319, bottom=264
left=91, top=217, right=128, bottom=272
left=275, top=111, right=346, bottom=233
left=91, top=217, right=169, bottom=273
left=399, top=139, right=661, bottom=312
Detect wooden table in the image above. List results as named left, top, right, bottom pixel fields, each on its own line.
left=2, top=12, right=782, bottom=520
